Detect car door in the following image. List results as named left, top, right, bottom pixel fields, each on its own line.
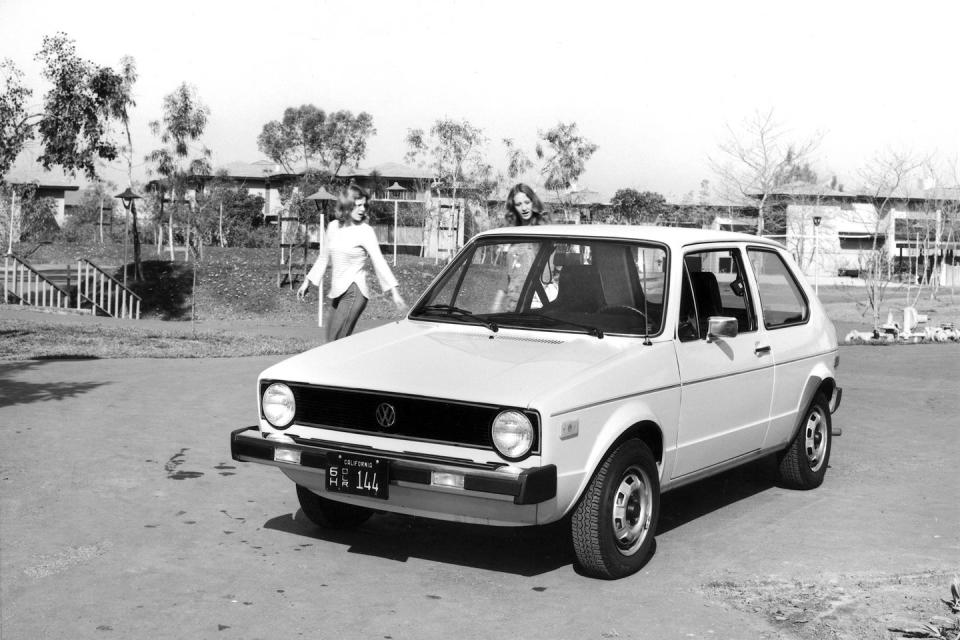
left=671, top=245, right=774, bottom=479
left=745, top=246, right=828, bottom=450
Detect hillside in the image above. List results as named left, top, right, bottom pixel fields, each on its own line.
left=17, top=241, right=445, bottom=322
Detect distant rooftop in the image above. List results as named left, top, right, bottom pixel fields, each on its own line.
left=763, top=181, right=852, bottom=198
left=541, top=189, right=608, bottom=206
left=200, top=159, right=435, bottom=182
left=2, top=147, right=80, bottom=190
left=216, top=160, right=282, bottom=179
left=338, top=162, right=434, bottom=180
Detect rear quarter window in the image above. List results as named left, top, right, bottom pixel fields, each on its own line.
left=746, top=248, right=809, bottom=329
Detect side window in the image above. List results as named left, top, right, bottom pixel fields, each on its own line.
left=678, top=248, right=756, bottom=341
left=746, top=249, right=809, bottom=329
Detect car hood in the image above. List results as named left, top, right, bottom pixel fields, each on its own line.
left=260, top=320, right=626, bottom=408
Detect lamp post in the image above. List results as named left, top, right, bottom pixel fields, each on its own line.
left=385, top=181, right=407, bottom=266
left=115, top=188, right=142, bottom=288
left=305, top=187, right=337, bottom=328
left=812, top=215, right=822, bottom=295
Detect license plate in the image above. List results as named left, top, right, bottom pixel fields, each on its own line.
left=326, top=453, right=389, bottom=500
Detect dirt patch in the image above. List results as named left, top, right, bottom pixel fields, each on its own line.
left=704, top=571, right=959, bottom=639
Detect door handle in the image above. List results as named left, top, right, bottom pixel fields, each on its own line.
left=754, top=345, right=771, bottom=355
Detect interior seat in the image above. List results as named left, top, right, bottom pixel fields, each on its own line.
left=688, top=271, right=724, bottom=336
left=552, top=265, right=605, bottom=313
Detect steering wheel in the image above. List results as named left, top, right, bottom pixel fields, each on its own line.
left=598, top=304, right=648, bottom=322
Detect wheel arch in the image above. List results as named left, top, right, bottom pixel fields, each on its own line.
left=789, top=366, right=836, bottom=443
left=562, top=408, right=665, bottom=518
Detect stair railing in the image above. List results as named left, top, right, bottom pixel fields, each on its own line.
left=76, top=258, right=142, bottom=319
left=3, top=253, right=71, bottom=311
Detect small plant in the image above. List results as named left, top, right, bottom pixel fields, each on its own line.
left=888, top=578, right=960, bottom=640
left=944, top=577, right=960, bottom=614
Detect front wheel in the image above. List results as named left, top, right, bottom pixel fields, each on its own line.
left=571, top=440, right=660, bottom=579
left=296, top=485, right=373, bottom=529
left=777, top=393, right=832, bottom=489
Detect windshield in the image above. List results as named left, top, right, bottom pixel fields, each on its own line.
left=411, top=236, right=668, bottom=337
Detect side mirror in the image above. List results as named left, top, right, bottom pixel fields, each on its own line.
left=706, top=316, right=738, bottom=342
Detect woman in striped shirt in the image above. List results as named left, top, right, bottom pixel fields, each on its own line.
left=297, top=186, right=407, bottom=341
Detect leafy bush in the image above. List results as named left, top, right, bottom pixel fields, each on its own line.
left=229, top=225, right=277, bottom=248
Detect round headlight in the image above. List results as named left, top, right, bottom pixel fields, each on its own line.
left=262, top=383, right=296, bottom=429
left=491, top=410, right=534, bottom=460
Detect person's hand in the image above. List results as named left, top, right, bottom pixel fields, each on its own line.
left=391, top=289, right=408, bottom=314
left=491, top=289, right=505, bottom=312
left=297, top=281, right=310, bottom=301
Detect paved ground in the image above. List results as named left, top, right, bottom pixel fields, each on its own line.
left=1, top=346, right=958, bottom=639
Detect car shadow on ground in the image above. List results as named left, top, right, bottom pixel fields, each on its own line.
left=265, top=510, right=575, bottom=577
left=262, top=459, right=779, bottom=577
left=657, top=457, right=778, bottom=535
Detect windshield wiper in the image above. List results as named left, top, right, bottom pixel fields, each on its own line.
left=415, top=304, right=499, bottom=332
left=489, top=312, right=604, bottom=339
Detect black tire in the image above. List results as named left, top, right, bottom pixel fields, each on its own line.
left=571, top=440, right=660, bottom=579
left=777, top=393, right=832, bottom=490
left=296, top=485, right=373, bottom=529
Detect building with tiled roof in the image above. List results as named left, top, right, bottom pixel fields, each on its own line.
left=2, top=147, right=81, bottom=228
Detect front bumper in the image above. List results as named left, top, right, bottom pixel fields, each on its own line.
left=230, top=426, right=557, bottom=506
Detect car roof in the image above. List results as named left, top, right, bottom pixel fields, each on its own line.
left=473, top=224, right=785, bottom=250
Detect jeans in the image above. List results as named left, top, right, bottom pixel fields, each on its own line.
left=328, top=282, right=367, bottom=342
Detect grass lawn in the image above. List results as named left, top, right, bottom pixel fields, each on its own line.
left=815, top=281, right=960, bottom=336
left=0, top=316, right=317, bottom=360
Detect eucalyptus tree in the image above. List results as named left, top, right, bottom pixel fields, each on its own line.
left=503, top=137, right=533, bottom=182
left=536, top=122, right=598, bottom=214
left=1, top=34, right=136, bottom=251
left=325, top=110, right=376, bottom=177
left=146, top=83, right=211, bottom=260
left=406, top=118, right=486, bottom=257
left=257, top=106, right=375, bottom=177
left=406, top=118, right=486, bottom=202
left=257, top=105, right=326, bottom=173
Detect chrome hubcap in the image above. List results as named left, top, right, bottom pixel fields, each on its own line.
left=804, top=407, right=828, bottom=472
left=611, top=466, right=653, bottom=556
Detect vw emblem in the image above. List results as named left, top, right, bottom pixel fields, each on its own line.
left=375, top=403, right=396, bottom=429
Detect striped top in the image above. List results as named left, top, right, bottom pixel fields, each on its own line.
left=306, top=220, right=399, bottom=300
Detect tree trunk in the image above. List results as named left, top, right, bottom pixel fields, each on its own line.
left=122, top=202, right=129, bottom=288
left=7, top=190, right=15, bottom=254
left=131, top=199, right=142, bottom=282
left=756, top=196, right=766, bottom=236
left=99, top=195, right=104, bottom=243
left=168, top=200, right=175, bottom=261
left=219, top=201, right=224, bottom=247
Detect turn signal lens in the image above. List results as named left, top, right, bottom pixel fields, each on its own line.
left=262, top=383, right=296, bottom=429
left=431, top=472, right=465, bottom=489
left=491, top=410, right=534, bottom=460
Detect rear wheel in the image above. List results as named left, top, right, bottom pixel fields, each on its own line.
left=777, top=393, right=832, bottom=489
left=571, top=440, right=660, bottom=579
left=296, top=484, right=373, bottom=529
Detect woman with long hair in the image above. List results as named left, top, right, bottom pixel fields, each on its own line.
left=505, top=183, right=549, bottom=226
left=297, top=185, right=407, bottom=341
left=493, top=184, right=551, bottom=311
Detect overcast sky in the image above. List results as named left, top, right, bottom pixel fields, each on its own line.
left=2, top=0, right=959, bottom=200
